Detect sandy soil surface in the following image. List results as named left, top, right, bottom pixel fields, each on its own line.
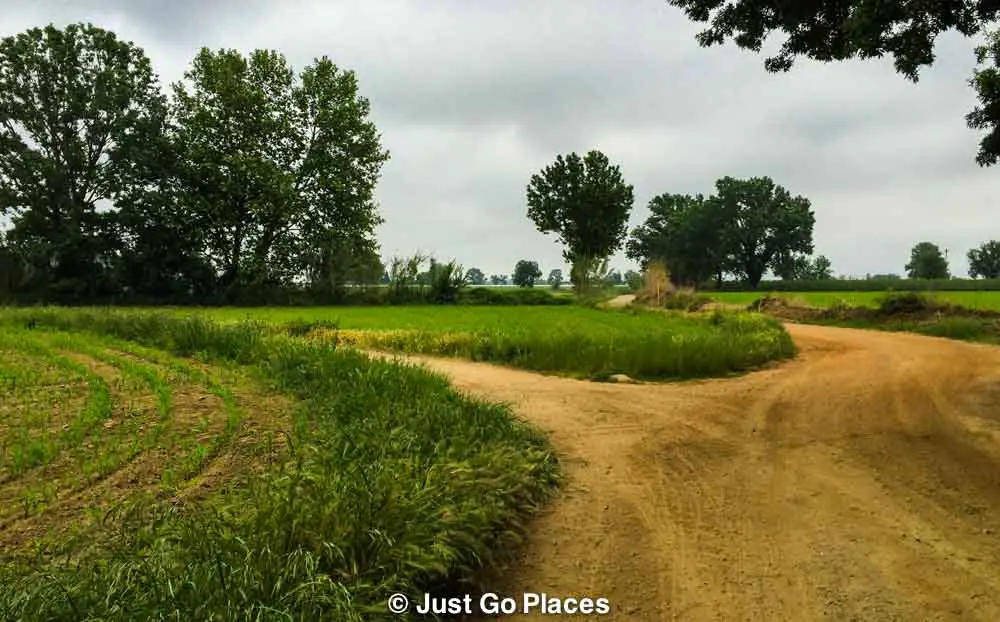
left=396, top=323, right=1000, bottom=620
left=603, top=294, right=637, bottom=308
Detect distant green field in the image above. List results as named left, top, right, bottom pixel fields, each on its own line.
left=157, top=304, right=795, bottom=381
left=709, top=290, right=1000, bottom=311
left=174, top=304, right=591, bottom=330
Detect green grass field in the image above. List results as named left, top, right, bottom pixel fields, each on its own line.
left=0, top=303, right=795, bottom=619
left=0, top=308, right=560, bottom=620
left=710, top=290, right=1000, bottom=310
left=164, top=305, right=797, bottom=381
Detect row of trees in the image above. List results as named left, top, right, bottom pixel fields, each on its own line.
left=903, top=240, right=1000, bottom=280
left=461, top=239, right=1000, bottom=291
left=0, top=23, right=388, bottom=304
left=524, top=149, right=824, bottom=289
left=463, top=262, right=639, bottom=289
left=522, top=150, right=1000, bottom=288
left=625, top=177, right=821, bottom=287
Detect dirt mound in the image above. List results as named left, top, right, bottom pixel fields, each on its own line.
left=399, top=324, right=1000, bottom=621
left=746, top=295, right=825, bottom=321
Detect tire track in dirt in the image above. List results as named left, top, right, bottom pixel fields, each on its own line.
left=389, top=322, right=1000, bottom=620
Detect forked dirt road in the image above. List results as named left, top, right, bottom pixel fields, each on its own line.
left=397, top=321, right=1000, bottom=620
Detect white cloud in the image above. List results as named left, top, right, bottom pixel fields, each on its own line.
left=1, top=1, right=995, bottom=278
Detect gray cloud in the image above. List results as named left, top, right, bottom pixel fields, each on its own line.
left=1, top=1, right=996, bottom=278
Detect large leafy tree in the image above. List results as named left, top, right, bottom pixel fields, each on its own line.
left=512, top=259, right=542, bottom=287
left=113, top=114, right=215, bottom=300
left=626, top=193, right=728, bottom=285
left=773, top=254, right=833, bottom=280
left=711, top=176, right=814, bottom=288
left=465, top=267, right=486, bottom=285
left=627, top=178, right=814, bottom=287
left=171, top=48, right=389, bottom=296
left=664, top=0, right=1000, bottom=165
left=905, top=242, right=950, bottom=279
left=772, top=253, right=810, bottom=280
left=0, top=22, right=167, bottom=298
left=808, top=255, right=834, bottom=280
left=968, top=240, right=1000, bottom=278
left=526, top=150, right=634, bottom=289
left=547, top=268, right=563, bottom=289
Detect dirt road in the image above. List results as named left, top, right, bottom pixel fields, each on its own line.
left=401, top=322, right=1000, bottom=620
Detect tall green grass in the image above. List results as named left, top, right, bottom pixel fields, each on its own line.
left=710, top=277, right=1000, bottom=292
left=149, top=305, right=797, bottom=380
left=711, top=290, right=1000, bottom=311
left=333, top=308, right=795, bottom=380
left=0, top=309, right=560, bottom=621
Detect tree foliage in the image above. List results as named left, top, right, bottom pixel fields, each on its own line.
left=774, top=254, right=833, bottom=280
left=664, top=0, right=991, bottom=80
left=905, top=242, right=950, bottom=279
left=968, top=30, right=1000, bottom=166
left=665, top=0, right=1000, bottom=165
left=809, top=255, right=834, bottom=280
left=526, top=150, right=634, bottom=289
left=628, top=176, right=814, bottom=288
left=547, top=268, right=563, bottom=289
left=626, top=193, right=727, bottom=285
left=465, top=267, right=486, bottom=285
left=512, top=260, right=542, bottom=287
left=0, top=22, right=390, bottom=304
left=713, top=176, right=814, bottom=287
left=171, top=47, right=388, bottom=296
left=623, top=269, right=642, bottom=291
left=967, top=240, right=1000, bottom=278
left=0, top=23, right=168, bottom=298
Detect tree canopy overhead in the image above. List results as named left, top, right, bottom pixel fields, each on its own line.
left=664, top=0, right=1000, bottom=165
left=665, top=0, right=992, bottom=80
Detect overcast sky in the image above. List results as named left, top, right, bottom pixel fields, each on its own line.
left=3, top=1, right=996, bottom=278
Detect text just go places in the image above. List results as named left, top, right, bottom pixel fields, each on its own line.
left=386, top=591, right=611, bottom=616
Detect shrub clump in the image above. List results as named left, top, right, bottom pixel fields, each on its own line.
left=875, top=291, right=944, bottom=316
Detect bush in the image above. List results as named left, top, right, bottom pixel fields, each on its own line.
left=659, top=288, right=711, bottom=312
left=456, top=288, right=572, bottom=306
left=876, top=291, right=942, bottom=315
left=918, top=317, right=989, bottom=340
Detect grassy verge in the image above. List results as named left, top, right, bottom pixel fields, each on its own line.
left=749, top=292, right=1000, bottom=345
left=158, top=305, right=797, bottom=381
left=711, top=289, right=1000, bottom=311
left=0, top=308, right=560, bottom=621
left=326, top=309, right=795, bottom=380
